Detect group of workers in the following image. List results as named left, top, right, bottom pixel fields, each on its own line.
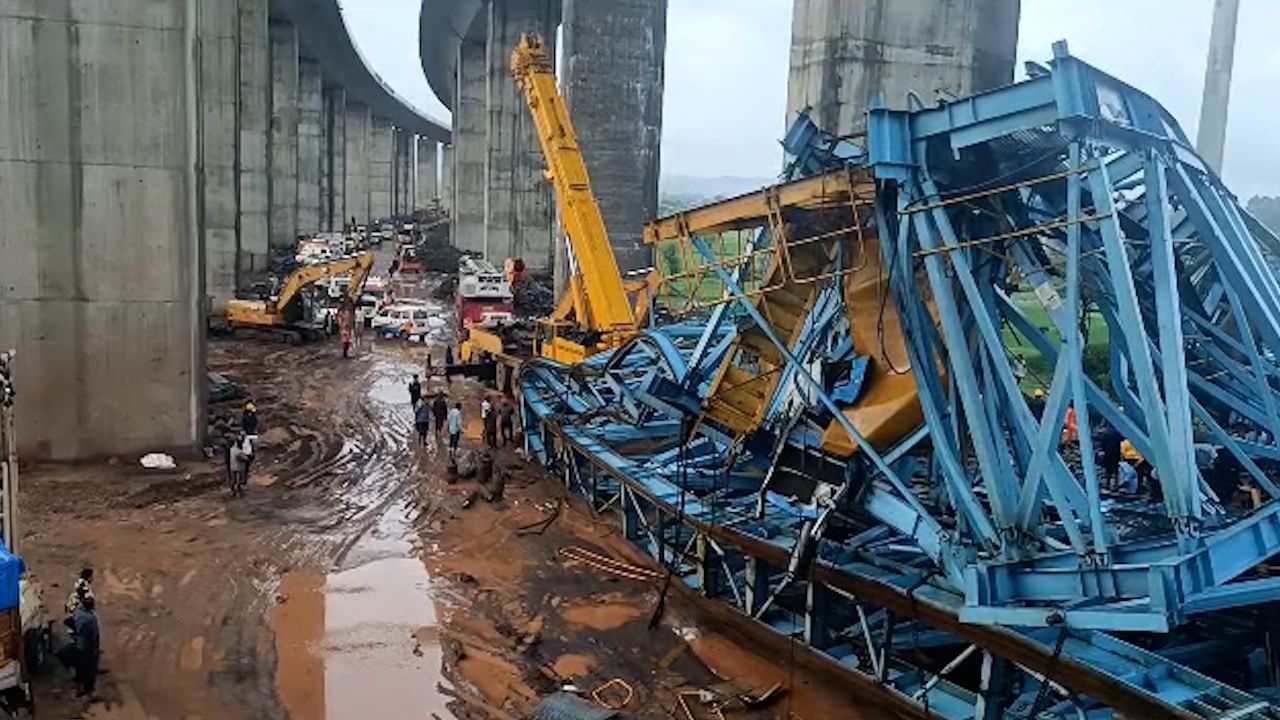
left=410, top=376, right=464, bottom=455
left=225, top=402, right=260, bottom=496
left=61, top=568, right=101, bottom=698
left=407, top=372, right=516, bottom=456
left=1024, top=386, right=1256, bottom=505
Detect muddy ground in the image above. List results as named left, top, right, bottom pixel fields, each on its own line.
left=18, top=276, right=877, bottom=720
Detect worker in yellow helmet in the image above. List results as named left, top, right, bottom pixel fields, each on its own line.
left=1120, top=438, right=1154, bottom=496
left=240, top=401, right=260, bottom=482
left=1027, top=387, right=1046, bottom=419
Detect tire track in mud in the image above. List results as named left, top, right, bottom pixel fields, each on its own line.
left=320, top=355, right=429, bottom=565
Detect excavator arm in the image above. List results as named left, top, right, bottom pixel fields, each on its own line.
left=274, top=251, right=374, bottom=312
left=343, top=251, right=376, bottom=304
left=510, top=34, right=636, bottom=342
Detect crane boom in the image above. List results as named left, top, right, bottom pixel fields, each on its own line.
left=510, top=34, right=635, bottom=341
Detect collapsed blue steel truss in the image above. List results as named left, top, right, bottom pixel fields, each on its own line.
left=521, top=42, right=1280, bottom=718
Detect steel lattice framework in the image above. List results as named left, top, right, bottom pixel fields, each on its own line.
left=519, top=43, right=1280, bottom=718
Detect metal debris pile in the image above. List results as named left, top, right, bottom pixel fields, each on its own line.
left=517, top=43, right=1280, bottom=718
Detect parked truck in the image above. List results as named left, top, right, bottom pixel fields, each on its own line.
left=0, top=352, right=53, bottom=716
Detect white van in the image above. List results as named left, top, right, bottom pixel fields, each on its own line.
left=371, top=304, right=435, bottom=334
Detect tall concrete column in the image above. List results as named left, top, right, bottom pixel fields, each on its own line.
left=238, top=0, right=270, bottom=273
left=441, top=143, right=455, bottom=214
left=200, top=0, right=239, bottom=307
left=344, top=102, right=371, bottom=227
left=318, top=84, right=332, bottom=232
left=297, top=59, right=323, bottom=234
left=563, top=0, right=667, bottom=274
left=483, top=0, right=558, bottom=271
left=390, top=129, right=404, bottom=218
left=417, top=138, right=439, bottom=210
left=397, top=131, right=413, bottom=217
left=1196, top=0, right=1240, bottom=173
left=453, top=36, right=487, bottom=253
left=268, top=20, right=299, bottom=248
left=786, top=0, right=1020, bottom=136
left=389, top=129, right=401, bottom=218
left=0, top=1, right=204, bottom=458
left=324, top=86, right=347, bottom=231
left=368, top=116, right=394, bottom=221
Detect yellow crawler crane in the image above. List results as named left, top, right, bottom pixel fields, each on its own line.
left=509, top=33, right=641, bottom=364
left=226, top=251, right=374, bottom=342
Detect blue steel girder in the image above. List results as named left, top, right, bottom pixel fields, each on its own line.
left=860, top=43, right=1280, bottom=631
left=519, top=41, right=1280, bottom=717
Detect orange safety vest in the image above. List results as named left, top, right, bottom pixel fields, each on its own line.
left=1061, top=407, right=1078, bottom=444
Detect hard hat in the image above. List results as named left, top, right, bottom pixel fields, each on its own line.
left=245, top=402, right=256, bottom=412
left=1032, top=389, right=1045, bottom=398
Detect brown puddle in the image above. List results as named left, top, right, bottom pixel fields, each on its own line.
left=271, top=498, right=455, bottom=719
left=561, top=593, right=647, bottom=631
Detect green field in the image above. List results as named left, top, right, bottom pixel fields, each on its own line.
left=654, top=231, right=765, bottom=311
left=1002, top=291, right=1111, bottom=391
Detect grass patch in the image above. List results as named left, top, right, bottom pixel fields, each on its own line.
left=1003, top=291, right=1111, bottom=391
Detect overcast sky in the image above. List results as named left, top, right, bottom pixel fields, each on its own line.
left=343, top=0, right=1280, bottom=198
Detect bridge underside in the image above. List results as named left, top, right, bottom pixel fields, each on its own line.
left=0, top=0, right=446, bottom=459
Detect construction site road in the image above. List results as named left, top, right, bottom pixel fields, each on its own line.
left=18, top=275, right=879, bottom=720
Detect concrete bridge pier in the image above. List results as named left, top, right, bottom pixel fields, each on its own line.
left=417, top=139, right=440, bottom=210
left=395, top=129, right=414, bottom=218
left=423, top=0, right=666, bottom=277
left=322, top=86, right=348, bottom=232
left=561, top=0, right=668, bottom=275
left=440, top=144, right=454, bottom=215
left=0, top=1, right=206, bottom=458
left=369, top=116, right=394, bottom=222
left=1, top=0, right=447, bottom=460
left=344, top=103, right=372, bottom=229
left=268, top=19, right=300, bottom=249
left=239, top=0, right=272, bottom=277
left=297, top=58, right=324, bottom=236
left=786, top=0, right=1021, bottom=136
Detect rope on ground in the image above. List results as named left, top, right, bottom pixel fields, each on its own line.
left=514, top=497, right=563, bottom=536
left=557, top=546, right=664, bottom=582
left=591, top=678, right=634, bottom=710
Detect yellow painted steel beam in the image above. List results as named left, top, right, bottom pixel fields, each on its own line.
left=643, top=169, right=876, bottom=243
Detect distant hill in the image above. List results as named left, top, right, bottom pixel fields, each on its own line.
left=658, top=174, right=777, bottom=216
left=1250, top=196, right=1280, bottom=237
left=661, top=174, right=776, bottom=199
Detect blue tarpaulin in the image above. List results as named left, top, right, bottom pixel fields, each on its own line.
left=0, top=543, right=25, bottom=613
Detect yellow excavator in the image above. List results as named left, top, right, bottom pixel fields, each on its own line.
left=463, top=33, right=651, bottom=366
left=226, top=251, right=375, bottom=342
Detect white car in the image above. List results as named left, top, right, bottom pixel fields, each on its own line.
left=370, top=304, right=436, bottom=334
